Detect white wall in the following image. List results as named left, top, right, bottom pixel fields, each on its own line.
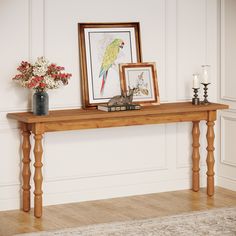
left=217, top=0, right=236, bottom=191
left=0, top=0, right=219, bottom=211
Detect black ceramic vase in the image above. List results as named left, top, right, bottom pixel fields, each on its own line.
left=33, top=90, right=49, bottom=115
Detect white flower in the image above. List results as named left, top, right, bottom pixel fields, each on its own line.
left=33, top=66, right=47, bottom=76
left=43, top=76, right=61, bottom=89
left=33, top=57, right=49, bottom=77
left=16, top=80, right=28, bottom=88
left=35, top=56, right=49, bottom=66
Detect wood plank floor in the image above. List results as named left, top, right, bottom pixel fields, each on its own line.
left=0, top=187, right=236, bottom=236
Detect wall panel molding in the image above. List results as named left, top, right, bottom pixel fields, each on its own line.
left=0, top=129, right=22, bottom=187
left=218, top=175, right=236, bottom=182
left=0, top=0, right=31, bottom=112
left=0, top=122, right=19, bottom=132
left=165, top=0, right=177, bottom=101
left=30, top=0, right=45, bottom=59
left=44, top=166, right=169, bottom=184
left=162, top=0, right=167, bottom=102
left=218, top=0, right=236, bottom=192
left=43, top=125, right=168, bottom=183
left=218, top=176, right=236, bottom=191
left=220, top=114, right=236, bottom=167
left=176, top=0, right=207, bottom=101
left=176, top=122, right=207, bottom=169
left=220, top=0, right=236, bottom=101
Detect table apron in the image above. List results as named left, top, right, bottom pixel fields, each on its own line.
left=30, top=111, right=209, bottom=132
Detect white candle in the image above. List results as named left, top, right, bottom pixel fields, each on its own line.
left=201, top=65, right=210, bottom=84
left=202, top=69, right=208, bottom=84
left=193, top=74, right=200, bottom=88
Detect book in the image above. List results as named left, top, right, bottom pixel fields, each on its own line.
left=97, top=104, right=141, bottom=112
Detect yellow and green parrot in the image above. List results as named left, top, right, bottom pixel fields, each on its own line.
left=99, top=38, right=124, bottom=94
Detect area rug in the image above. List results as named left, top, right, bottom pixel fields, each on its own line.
left=16, top=207, right=236, bottom=236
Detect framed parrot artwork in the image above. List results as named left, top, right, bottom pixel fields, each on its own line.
left=78, top=22, right=142, bottom=109
left=119, top=62, right=160, bottom=106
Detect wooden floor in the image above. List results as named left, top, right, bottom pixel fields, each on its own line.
left=0, top=187, right=236, bottom=236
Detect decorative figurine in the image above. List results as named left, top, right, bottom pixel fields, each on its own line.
left=97, top=87, right=140, bottom=112
left=108, top=87, right=135, bottom=106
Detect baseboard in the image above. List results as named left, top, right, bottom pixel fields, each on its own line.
left=0, top=198, right=21, bottom=211
left=0, top=184, right=21, bottom=211
left=217, top=176, right=236, bottom=191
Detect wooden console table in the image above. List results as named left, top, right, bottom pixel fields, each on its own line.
left=7, top=102, right=228, bottom=218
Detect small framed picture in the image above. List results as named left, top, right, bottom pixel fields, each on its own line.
left=78, top=22, right=142, bottom=109
left=119, top=62, right=160, bottom=106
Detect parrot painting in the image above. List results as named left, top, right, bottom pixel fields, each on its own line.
left=98, top=38, right=124, bottom=94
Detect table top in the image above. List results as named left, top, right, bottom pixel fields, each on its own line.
left=7, top=102, right=228, bottom=124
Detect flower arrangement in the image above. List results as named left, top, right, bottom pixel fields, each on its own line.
left=12, top=57, right=72, bottom=91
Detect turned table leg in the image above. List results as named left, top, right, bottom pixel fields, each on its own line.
left=192, top=121, right=200, bottom=192
left=33, top=132, right=43, bottom=218
left=206, top=111, right=216, bottom=196
left=21, top=123, right=31, bottom=212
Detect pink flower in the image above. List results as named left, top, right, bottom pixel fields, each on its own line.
left=32, top=76, right=43, bottom=82
left=28, top=81, right=37, bottom=89
left=17, top=61, right=32, bottom=73
left=58, top=66, right=65, bottom=70
left=39, top=82, right=46, bottom=88
left=12, top=74, right=23, bottom=80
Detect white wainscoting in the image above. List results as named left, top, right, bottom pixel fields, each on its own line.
left=0, top=0, right=218, bottom=211
left=220, top=0, right=236, bottom=103
left=217, top=111, right=236, bottom=191
left=217, top=0, right=236, bottom=191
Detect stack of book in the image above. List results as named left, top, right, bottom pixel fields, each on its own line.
left=97, top=104, right=141, bottom=112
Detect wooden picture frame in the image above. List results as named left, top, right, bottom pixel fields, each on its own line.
left=78, top=22, right=142, bottom=109
left=119, top=62, right=160, bottom=106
